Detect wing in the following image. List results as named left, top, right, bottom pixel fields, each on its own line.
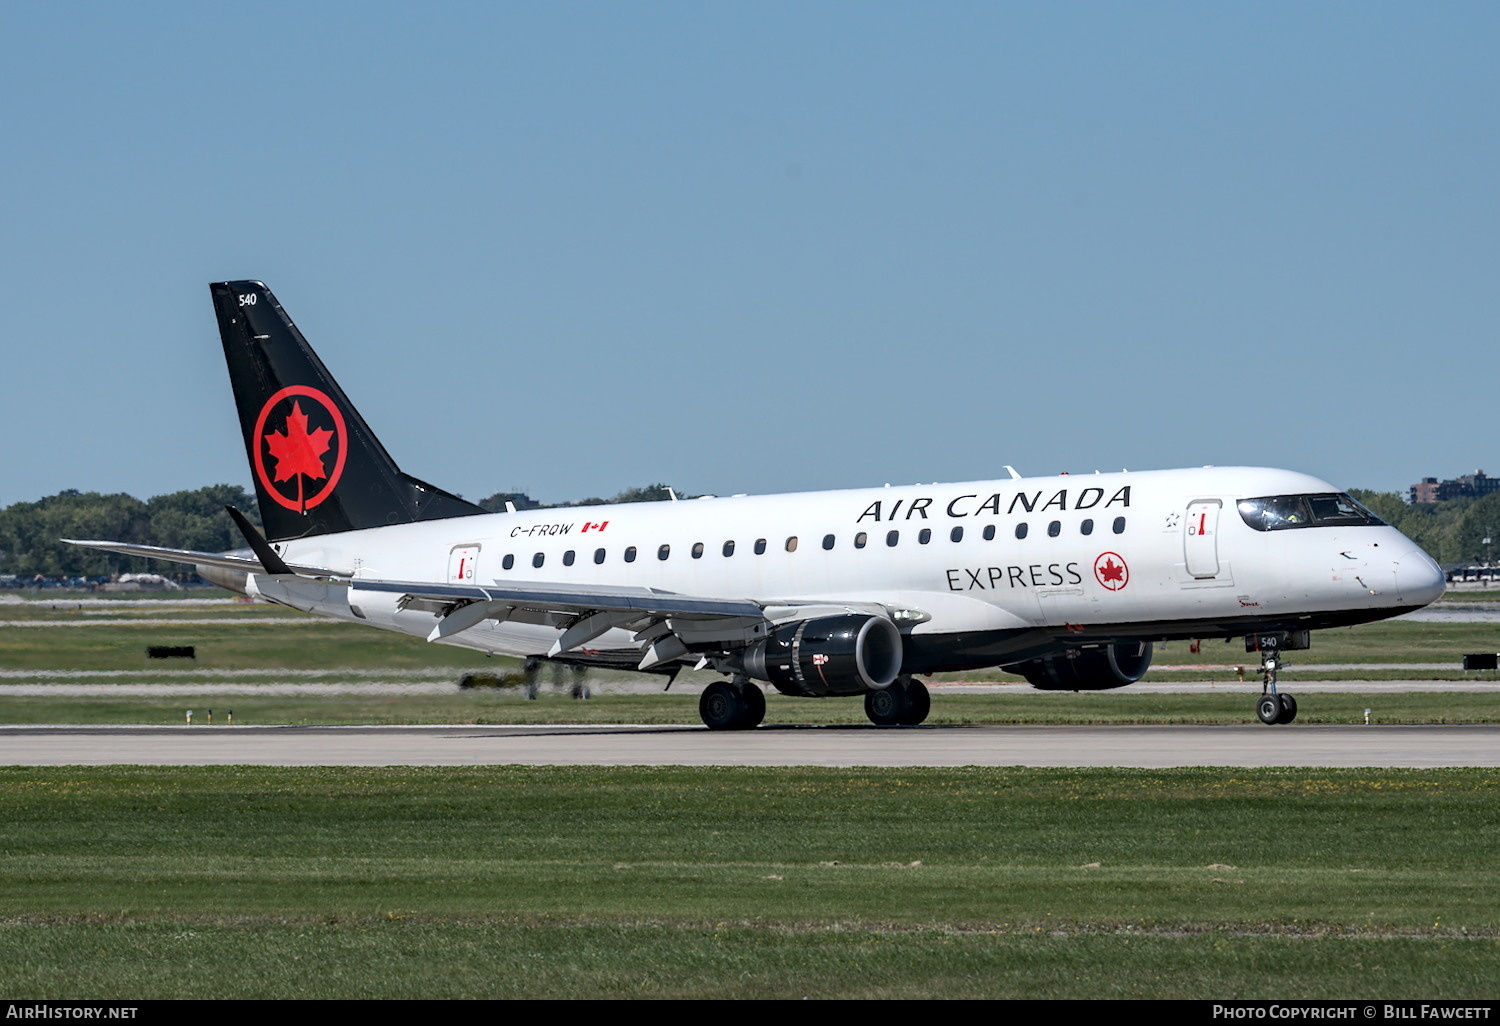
left=351, top=577, right=775, bottom=669
left=349, top=578, right=892, bottom=670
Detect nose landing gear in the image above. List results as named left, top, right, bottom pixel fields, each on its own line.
left=1249, top=633, right=1299, bottom=725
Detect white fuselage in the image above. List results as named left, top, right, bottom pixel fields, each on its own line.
left=242, top=466, right=1445, bottom=673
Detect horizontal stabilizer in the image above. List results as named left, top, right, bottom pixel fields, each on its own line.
left=63, top=539, right=340, bottom=578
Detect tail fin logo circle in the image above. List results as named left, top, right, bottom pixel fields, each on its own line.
left=252, top=386, right=348, bottom=512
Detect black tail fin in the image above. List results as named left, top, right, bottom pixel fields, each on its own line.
left=210, top=280, right=483, bottom=542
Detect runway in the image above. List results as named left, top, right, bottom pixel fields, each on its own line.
left=3, top=723, right=1495, bottom=768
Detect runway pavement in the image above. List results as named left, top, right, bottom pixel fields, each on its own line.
left=2, top=722, right=1495, bottom=768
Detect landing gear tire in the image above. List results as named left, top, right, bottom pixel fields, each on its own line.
left=700, top=681, right=743, bottom=730
left=1275, top=693, right=1297, bottom=725
left=864, top=685, right=909, bottom=726
left=866, top=677, right=926, bottom=726
left=1256, top=693, right=1283, bottom=726
left=898, top=678, right=930, bottom=726
left=699, top=680, right=763, bottom=730
left=741, top=681, right=766, bottom=728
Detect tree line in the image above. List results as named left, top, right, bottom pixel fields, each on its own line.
left=1348, top=489, right=1500, bottom=566
left=0, top=486, right=261, bottom=578
left=4, top=483, right=1498, bottom=578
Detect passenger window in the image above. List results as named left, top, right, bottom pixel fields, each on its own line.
left=1015, top=523, right=1028, bottom=540
left=886, top=530, right=900, bottom=547
left=918, top=528, right=932, bottom=544
left=593, top=548, right=605, bottom=564
left=754, top=538, right=767, bottom=555
left=658, top=544, right=671, bottom=560
left=983, top=524, right=996, bottom=541
left=950, top=526, right=963, bottom=543
left=532, top=553, right=545, bottom=568
left=786, top=536, right=798, bottom=552
left=502, top=554, right=515, bottom=570
left=1080, top=519, right=1094, bottom=536
left=723, top=540, right=735, bottom=557
left=625, top=546, right=637, bottom=563
left=1113, top=517, right=1126, bottom=535
left=692, top=542, right=704, bottom=559
left=1047, top=521, right=1061, bottom=537
left=562, top=550, right=575, bottom=566
left=854, top=532, right=867, bottom=549
left=822, top=534, right=836, bottom=550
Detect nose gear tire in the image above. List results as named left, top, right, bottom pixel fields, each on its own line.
left=1256, top=693, right=1283, bottom=725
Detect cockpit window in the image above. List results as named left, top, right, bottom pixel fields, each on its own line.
left=1237, top=493, right=1385, bottom=532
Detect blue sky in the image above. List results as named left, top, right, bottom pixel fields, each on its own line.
left=3, top=1, right=1495, bottom=507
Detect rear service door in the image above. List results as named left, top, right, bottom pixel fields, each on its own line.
left=448, top=545, right=480, bottom=584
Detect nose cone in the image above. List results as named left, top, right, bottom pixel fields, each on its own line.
left=1395, top=549, right=1445, bottom=608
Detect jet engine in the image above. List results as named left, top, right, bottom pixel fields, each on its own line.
left=1008, top=641, right=1153, bottom=691
left=742, top=614, right=903, bottom=697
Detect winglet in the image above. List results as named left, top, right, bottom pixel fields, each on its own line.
left=225, top=506, right=296, bottom=576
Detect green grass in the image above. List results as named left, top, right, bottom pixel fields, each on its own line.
left=1, top=689, right=1498, bottom=726
left=2, top=595, right=1496, bottom=672
left=3, top=597, right=1499, bottom=998
left=4, top=599, right=1498, bottom=675
left=0, top=616, right=502, bottom=672
left=0, top=766, right=1496, bottom=998
left=3, top=598, right=1500, bottom=724
left=1150, top=621, right=1500, bottom=667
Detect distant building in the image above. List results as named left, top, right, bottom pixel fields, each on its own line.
left=1409, top=470, right=1500, bottom=504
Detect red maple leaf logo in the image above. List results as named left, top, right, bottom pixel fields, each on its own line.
left=264, top=401, right=332, bottom=484
left=1093, top=551, right=1129, bottom=591
left=252, top=386, right=347, bottom=513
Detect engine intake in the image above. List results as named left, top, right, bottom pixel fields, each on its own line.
left=1010, top=641, right=1153, bottom=691
left=743, top=614, right=903, bottom=697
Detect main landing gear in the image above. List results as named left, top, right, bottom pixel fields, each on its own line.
left=699, top=678, right=766, bottom=730
left=863, top=676, right=931, bottom=727
left=697, top=675, right=932, bottom=730
left=1251, top=634, right=1298, bottom=725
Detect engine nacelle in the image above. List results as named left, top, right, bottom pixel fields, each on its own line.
left=743, top=614, right=903, bottom=697
left=1010, top=641, right=1153, bottom=691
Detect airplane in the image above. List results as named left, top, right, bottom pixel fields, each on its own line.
left=68, top=280, right=1447, bottom=730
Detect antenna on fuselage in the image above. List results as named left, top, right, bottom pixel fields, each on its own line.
left=1003, top=466, right=1021, bottom=480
